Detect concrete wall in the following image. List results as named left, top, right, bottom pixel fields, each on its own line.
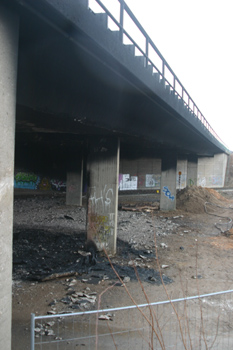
left=119, top=158, right=161, bottom=190
left=119, top=154, right=228, bottom=191
left=120, top=157, right=188, bottom=191
left=223, top=153, right=233, bottom=188
left=198, top=153, right=228, bottom=188
left=14, top=171, right=66, bottom=191
left=14, top=153, right=228, bottom=195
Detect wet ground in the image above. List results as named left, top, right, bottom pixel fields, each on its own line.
left=12, top=188, right=233, bottom=349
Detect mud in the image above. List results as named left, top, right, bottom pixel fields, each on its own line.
left=12, top=187, right=233, bottom=349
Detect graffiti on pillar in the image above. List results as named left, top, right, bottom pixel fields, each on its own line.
left=189, top=178, right=195, bottom=186
left=38, top=177, right=51, bottom=191
left=89, top=185, right=114, bottom=212
left=198, top=175, right=223, bottom=187
left=212, top=175, right=223, bottom=186
left=162, top=186, right=175, bottom=201
left=14, top=172, right=40, bottom=189
left=67, top=184, right=77, bottom=193
left=88, top=186, right=115, bottom=246
left=145, top=174, right=161, bottom=188
left=89, top=213, right=114, bottom=242
left=88, top=208, right=115, bottom=247
left=15, top=171, right=67, bottom=191
left=198, top=177, right=206, bottom=187
left=51, top=179, right=66, bottom=191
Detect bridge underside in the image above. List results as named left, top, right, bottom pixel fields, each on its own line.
left=15, top=0, right=225, bottom=157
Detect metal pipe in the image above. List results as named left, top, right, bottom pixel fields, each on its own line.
left=31, top=313, right=35, bottom=350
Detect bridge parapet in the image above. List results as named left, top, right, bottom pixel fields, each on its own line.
left=89, top=0, right=226, bottom=147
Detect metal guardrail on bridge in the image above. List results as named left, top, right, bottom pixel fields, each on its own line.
left=89, top=0, right=226, bottom=148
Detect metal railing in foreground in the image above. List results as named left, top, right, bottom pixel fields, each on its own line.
left=31, top=289, right=233, bottom=349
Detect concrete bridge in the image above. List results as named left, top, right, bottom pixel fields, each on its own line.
left=0, top=0, right=230, bottom=347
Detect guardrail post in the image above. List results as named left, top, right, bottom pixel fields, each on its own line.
left=119, top=0, right=124, bottom=43
left=31, top=313, right=35, bottom=350
left=145, top=37, right=149, bottom=67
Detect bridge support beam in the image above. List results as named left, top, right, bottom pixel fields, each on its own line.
left=187, top=155, right=198, bottom=187
left=66, top=149, right=83, bottom=206
left=160, top=154, right=177, bottom=211
left=0, top=6, right=19, bottom=350
left=87, top=137, right=120, bottom=254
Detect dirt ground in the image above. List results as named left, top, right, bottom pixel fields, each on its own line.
left=12, top=187, right=233, bottom=349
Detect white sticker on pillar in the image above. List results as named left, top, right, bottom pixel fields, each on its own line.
left=119, top=174, right=138, bottom=190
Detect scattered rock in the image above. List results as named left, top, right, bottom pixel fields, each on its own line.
left=45, top=329, right=54, bottom=336
left=64, top=215, right=74, bottom=220
left=34, top=327, right=41, bottom=333
left=122, top=276, right=130, bottom=283
left=160, top=243, right=168, bottom=249
left=161, top=265, right=169, bottom=269
left=98, top=313, right=114, bottom=321
left=149, top=276, right=157, bottom=282
left=47, top=310, right=56, bottom=315
left=191, top=275, right=202, bottom=279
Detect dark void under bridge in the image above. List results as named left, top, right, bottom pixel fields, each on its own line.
left=0, top=1, right=230, bottom=348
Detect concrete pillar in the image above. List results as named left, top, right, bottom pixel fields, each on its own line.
left=0, top=6, right=19, bottom=350
left=66, top=159, right=83, bottom=206
left=160, top=154, right=177, bottom=211
left=87, top=137, right=120, bottom=254
left=187, top=155, right=198, bottom=186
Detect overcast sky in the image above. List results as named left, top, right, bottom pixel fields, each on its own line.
left=90, top=0, right=233, bottom=151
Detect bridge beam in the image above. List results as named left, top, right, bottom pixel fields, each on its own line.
left=187, top=155, right=198, bottom=187
left=160, top=154, right=177, bottom=210
left=0, top=6, right=19, bottom=350
left=86, top=137, right=120, bottom=254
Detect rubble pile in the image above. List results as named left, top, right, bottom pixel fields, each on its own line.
left=176, top=186, right=229, bottom=213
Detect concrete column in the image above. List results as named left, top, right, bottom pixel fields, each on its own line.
left=160, top=154, right=177, bottom=211
left=187, top=155, right=198, bottom=186
left=0, top=6, right=19, bottom=350
left=66, top=159, right=83, bottom=206
left=87, top=137, right=120, bottom=254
